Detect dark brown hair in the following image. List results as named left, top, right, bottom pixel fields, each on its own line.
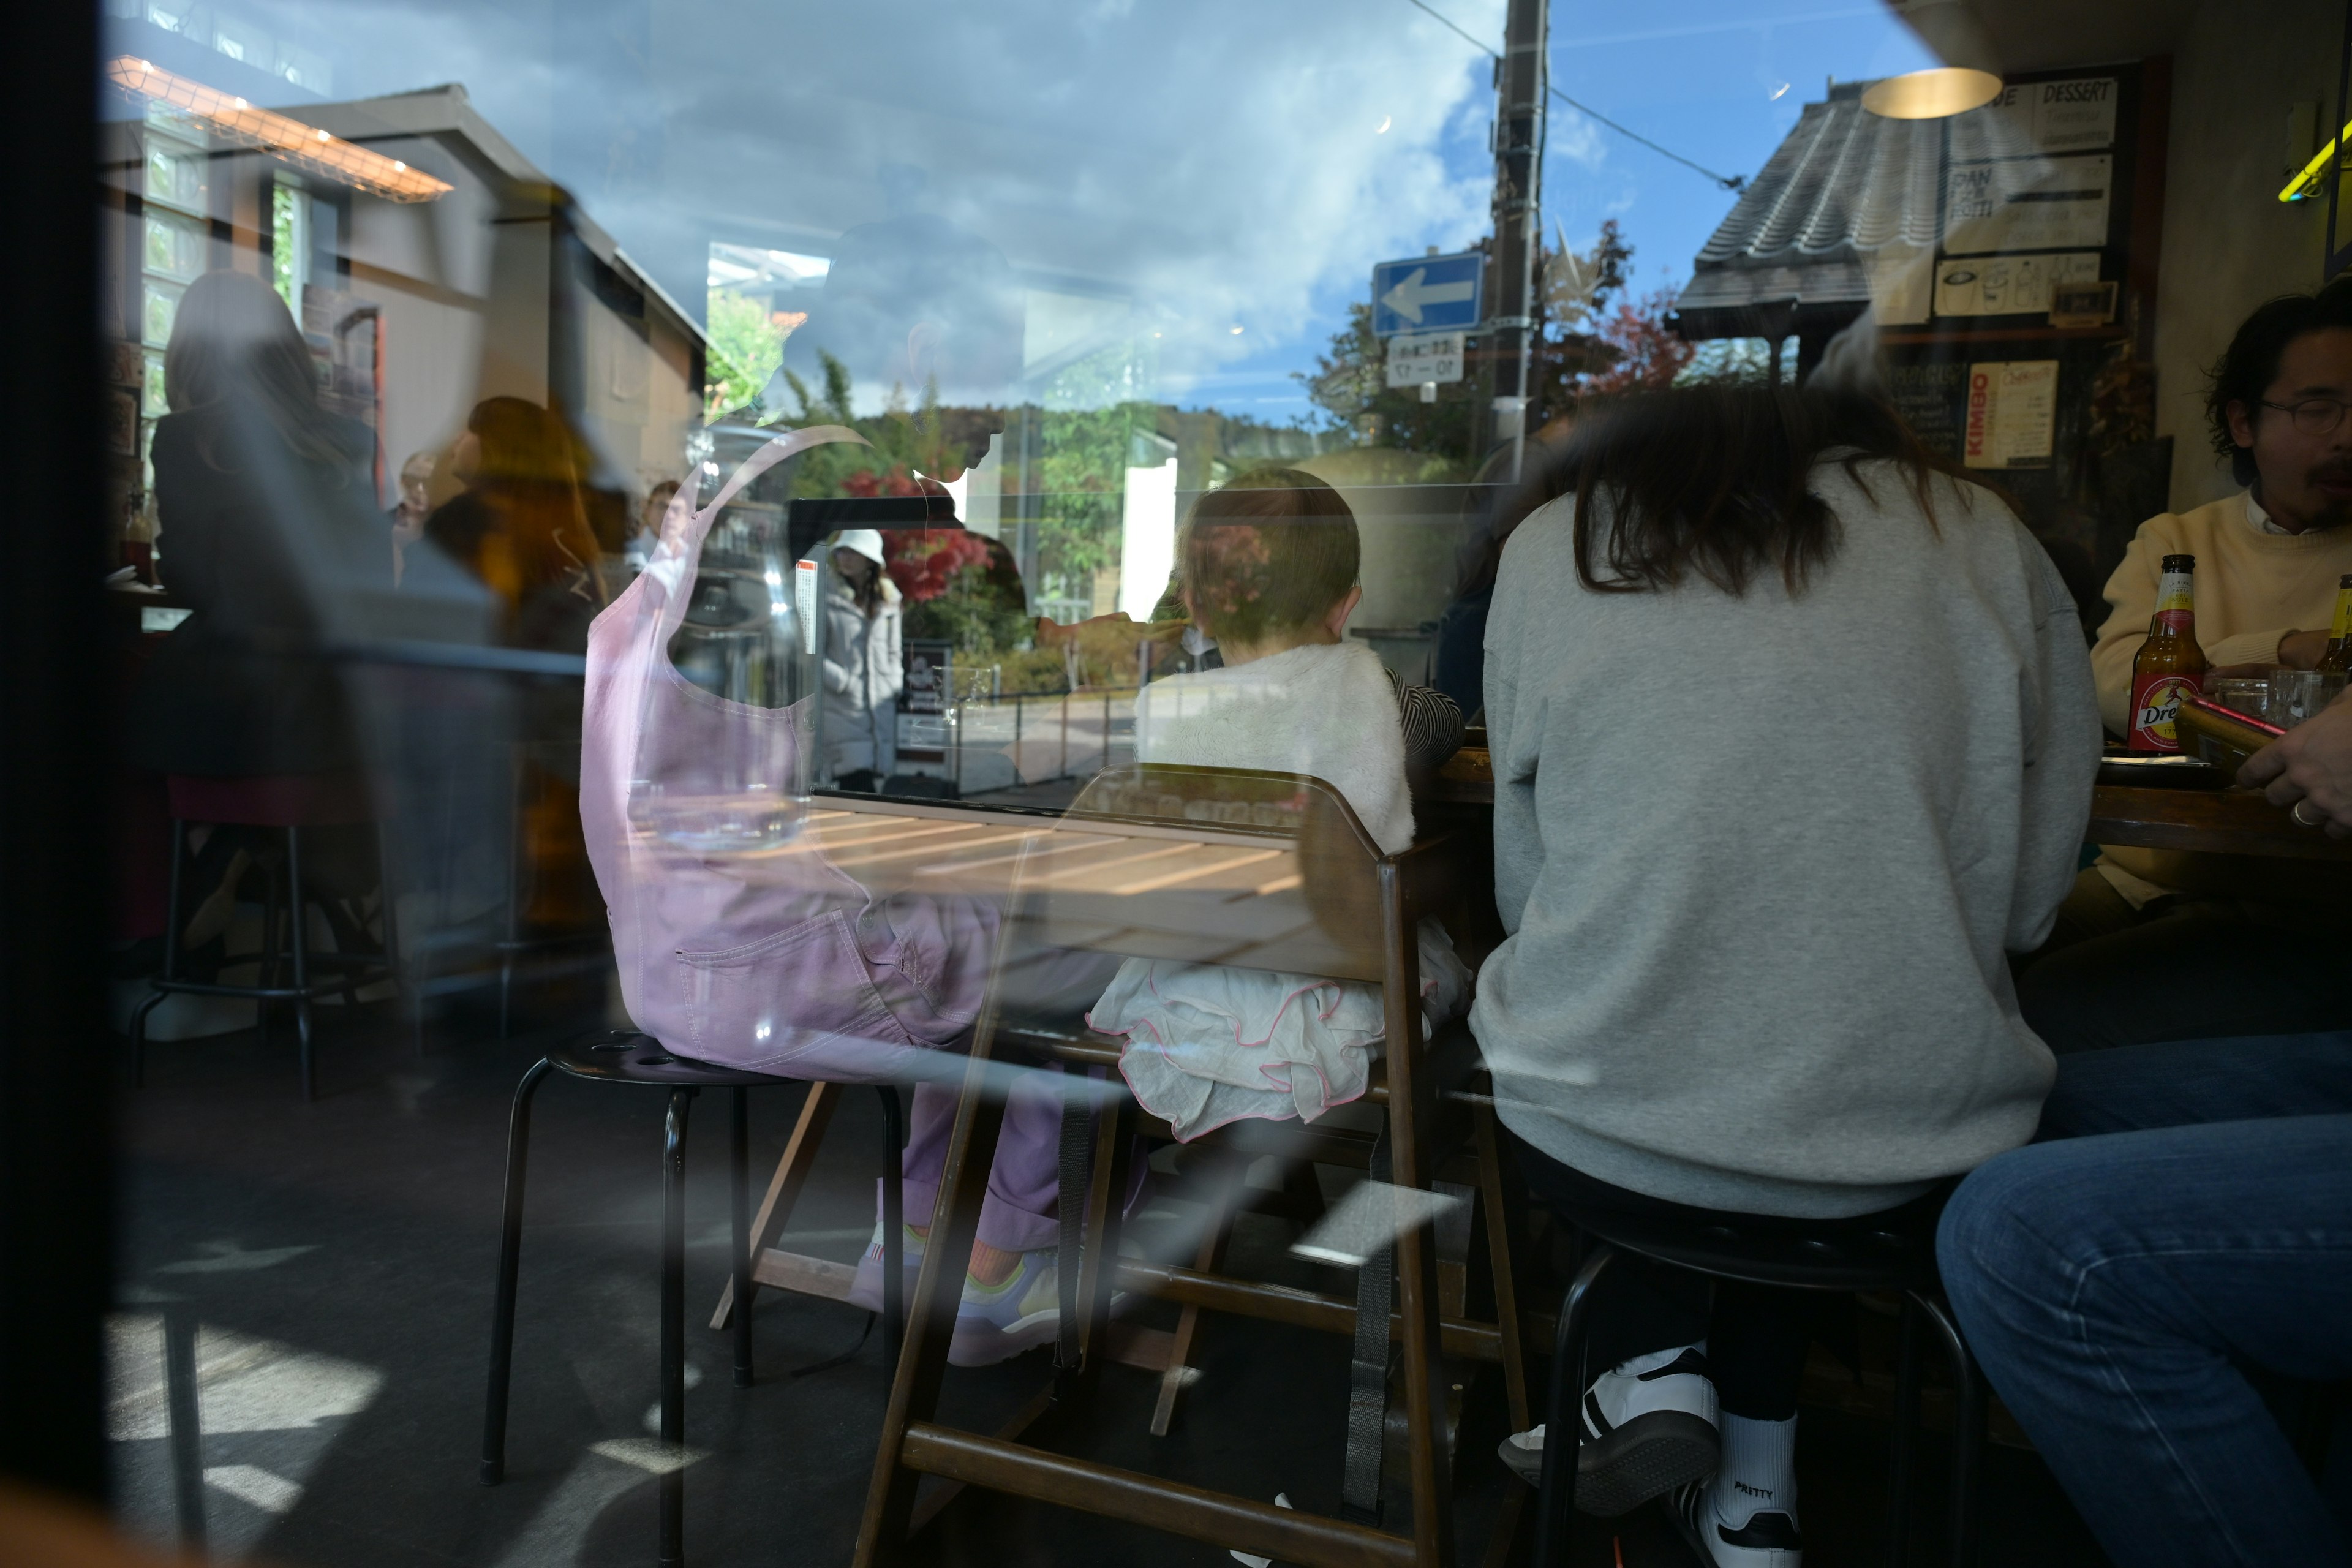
left=2206, top=276, right=2352, bottom=486
left=1178, top=469, right=1360, bottom=643
left=1532, top=385, right=1961, bottom=597
left=162, top=270, right=353, bottom=474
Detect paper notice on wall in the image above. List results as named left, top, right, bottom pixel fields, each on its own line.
left=1962, top=361, right=2059, bottom=469
left=1934, top=252, right=2102, bottom=317
left=1943, top=154, right=2113, bottom=254
left=1973, top=77, right=2119, bottom=154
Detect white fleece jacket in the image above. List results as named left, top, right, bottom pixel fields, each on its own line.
left=1128, top=639, right=1415, bottom=852
left=1091, top=638, right=1468, bottom=1137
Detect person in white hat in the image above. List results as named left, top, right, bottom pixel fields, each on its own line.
left=816, top=528, right=904, bottom=788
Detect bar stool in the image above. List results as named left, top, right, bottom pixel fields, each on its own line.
left=129, top=771, right=397, bottom=1100
left=1532, top=1188, right=1985, bottom=1568
left=480, top=1028, right=907, bottom=1568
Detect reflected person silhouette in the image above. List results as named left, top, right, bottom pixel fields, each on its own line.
left=126, top=270, right=380, bottom=782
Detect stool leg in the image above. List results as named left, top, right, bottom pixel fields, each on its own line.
left=287, top=826, right=315, bottom=1101
left=1889, top=1292, right=1923, bottom=1568
left=1914, top=1292, right=1983, bottom=1568
left=481, top=1058, right=554, bottom=1485
left=1534, top=1239, right=1615, bottom=1568
left=134, top=819, right=192, bottom=1089
left=163, top=1300, right=208, bottom=1553
left=371, top=825, right=407, bottom=1039
left=660, top=1087, right=695, bottom=1568
left=878, top=1085, right=905, bottom=1379
left=257, top=860, right=279, bottom=1053
left=731, top=1087, right=753, bottom=1388
left=129, top=990, right=168, bottom=1091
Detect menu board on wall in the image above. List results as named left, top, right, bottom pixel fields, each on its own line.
left=1889, top=361, right=1968, bottom=458
left=1976, top=77, right=2119, bottom=153
left=1963, top=361, right=2059, bottom=469
left=1934, top=252, right=2103, bottom=317
left=1943, top=155, right=2114, bottom=255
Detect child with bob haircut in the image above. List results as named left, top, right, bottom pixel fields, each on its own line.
left=1087, top=469, right=1469, bottom=1138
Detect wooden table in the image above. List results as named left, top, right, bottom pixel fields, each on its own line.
left=2089, top=783, right=2352, bottom=861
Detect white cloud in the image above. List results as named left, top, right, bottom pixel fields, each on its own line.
left=210, top=0, right=1508, bottom=403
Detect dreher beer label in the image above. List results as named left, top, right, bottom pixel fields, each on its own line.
left=2130, top=671, right=2200, bottom=751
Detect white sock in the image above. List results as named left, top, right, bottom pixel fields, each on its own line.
left=1611, top=1338, right=1706, bottom=1378
left=1713, top=1414, right=1798, bottom=1529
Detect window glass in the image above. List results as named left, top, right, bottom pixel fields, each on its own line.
left=87, top=1, right=2342, bottom=1561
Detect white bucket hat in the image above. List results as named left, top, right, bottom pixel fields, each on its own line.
left=832, top=528, right=888, bottom=567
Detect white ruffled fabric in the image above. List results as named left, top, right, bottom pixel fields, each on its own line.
left=1090, top=640, right=1471, bottom=1139
left=1091, top=919, right=1471, bottom=1140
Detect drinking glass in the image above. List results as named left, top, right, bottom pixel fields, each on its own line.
left=2205, top=676, right=2271, bottom=723
left=2269, top=668, right=2348, bottom=728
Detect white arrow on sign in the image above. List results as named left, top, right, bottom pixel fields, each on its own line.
left=1379, top=266, right=1477, bottom=325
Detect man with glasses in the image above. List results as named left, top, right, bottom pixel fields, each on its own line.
left=2016, top=279, right=2352, bottom=1051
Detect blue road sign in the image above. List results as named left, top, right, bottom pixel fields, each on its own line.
left=1371, top=251, right=1484, bottom=336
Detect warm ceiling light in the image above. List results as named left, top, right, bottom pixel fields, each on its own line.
left=1861, top=66, right=2002, bottom=119
left=105, top=56, right=452, bottom=203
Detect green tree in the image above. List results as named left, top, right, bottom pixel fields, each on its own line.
left=705, top=288, right=788, bottom=421
left=1298, top=300, right=1483, bottom=462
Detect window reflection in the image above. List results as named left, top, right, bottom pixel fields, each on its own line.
left=83, top=0, right=2352, bottom=1561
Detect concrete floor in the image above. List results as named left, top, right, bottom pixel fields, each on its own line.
left=107, top=996, right=2111, bottom=1567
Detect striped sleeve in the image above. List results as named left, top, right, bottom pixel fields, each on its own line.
left=1387, top=668, right=1465, bottom=772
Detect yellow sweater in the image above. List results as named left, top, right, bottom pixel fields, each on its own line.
left=2091, top=492, right=2352, bottom=736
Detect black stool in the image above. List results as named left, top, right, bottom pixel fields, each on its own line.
left=130, top=771, right=400, bottom=1101
left=480, top=1029, right=907, bottom=1568
left=1533, top=1197, right=1984, bottom=1568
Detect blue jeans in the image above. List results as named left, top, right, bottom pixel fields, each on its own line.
left=1937, top=1031, right=2352, bottom=1567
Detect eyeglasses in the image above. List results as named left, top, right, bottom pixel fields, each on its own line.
left=2258, top=398, right=2352, bottom=437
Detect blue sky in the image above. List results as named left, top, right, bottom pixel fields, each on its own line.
left=1187, top=0, right=1940, bottom=418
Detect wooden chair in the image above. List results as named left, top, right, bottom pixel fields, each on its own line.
left=846, top=764, right=1529, bottom=1568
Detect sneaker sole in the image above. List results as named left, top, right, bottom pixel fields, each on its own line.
left=1575, top=1411, right=1721, bottom=1517
left=945, top=1292, right=1135, bottom=1368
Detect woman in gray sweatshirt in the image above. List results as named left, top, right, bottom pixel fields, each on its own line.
left=1475, top=387, right=2100, bottom=1566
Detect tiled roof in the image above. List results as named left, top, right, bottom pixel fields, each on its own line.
left=1676, top=81, right=1943, bottom=336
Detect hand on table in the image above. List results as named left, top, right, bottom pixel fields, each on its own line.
left=2279, top=629, right=2332, bottom=669
left=2239, top=688, right=2352, bottom=836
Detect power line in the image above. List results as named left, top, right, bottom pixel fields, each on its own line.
left=1403, top=0, right=1749, bottom=193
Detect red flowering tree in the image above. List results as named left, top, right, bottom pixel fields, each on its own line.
left=882, top=527, right=1032, bottom=655
left=1580, top=287, right=1696, bottom=396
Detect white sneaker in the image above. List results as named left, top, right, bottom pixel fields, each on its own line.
left=844, top=1221, right=925, bottom=1314
left=1496, top=1344, right=1721, bottom=1515
left=1670, top=1477, right=1803, bottom=1567
left=944, top=1243, right=1142, bottom=1367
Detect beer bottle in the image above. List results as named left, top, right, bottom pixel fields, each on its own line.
left=2316, top=571, right=2352, bottom=675
left=2128, top=552, right=2206, bottom=752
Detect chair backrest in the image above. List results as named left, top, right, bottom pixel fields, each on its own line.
left=1066, top=763, right=1387, bottom=980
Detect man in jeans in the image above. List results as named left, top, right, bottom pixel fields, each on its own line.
left=1938, top=695, right=2352, bottom=1564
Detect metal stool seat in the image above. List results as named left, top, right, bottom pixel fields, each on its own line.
left=1536, top=1190, right=1985, bottom=1568
left=481, top=1029, right=907, bottom=1568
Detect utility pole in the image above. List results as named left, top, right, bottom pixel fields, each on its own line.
left=1488, top=0, right=1547, bottom=479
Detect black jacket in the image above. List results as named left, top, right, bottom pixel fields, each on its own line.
left=125, top=405, right=382, bottom=777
